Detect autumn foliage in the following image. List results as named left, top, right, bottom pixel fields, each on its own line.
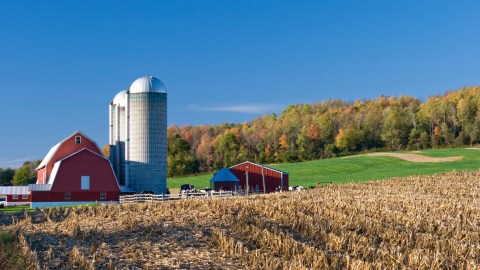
left=168, top=86, right=480, bottom=177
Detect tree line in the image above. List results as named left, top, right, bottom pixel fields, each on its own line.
left=3, top=86, right=480, bottom=182
left=0, top=161, right=41, bottom=186
left=167, top=86, right=480, bottom=177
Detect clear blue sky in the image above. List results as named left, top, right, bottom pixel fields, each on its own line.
left=1, top=1, right=480, bottom=168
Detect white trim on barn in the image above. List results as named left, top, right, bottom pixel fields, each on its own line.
left=44, top=148, right=121, bottom=190
left=36, top=142, right=61, bottom=170
left=47, top=161, right=62, bottom=185
left=36, top=130, right=104, bottom=170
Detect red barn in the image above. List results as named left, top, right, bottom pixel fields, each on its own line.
left=0, top=131, right=120, bottom=208
left=36, top=131, right=103, bottom=184
left=229, top=161, right=288, bottom=193
left=30, top=131, right=120, bottom=208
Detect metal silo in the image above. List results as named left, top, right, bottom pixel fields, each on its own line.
left=127, top=76, right=167, bottom=194
left=109, top=90, right=128, bottom=186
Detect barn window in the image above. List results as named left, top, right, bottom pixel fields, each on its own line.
left=75, top=136, right=81, bottom=144
left=100, top=192, right=106, bottom=200
left=12, top=195, right=18, bottom=200
left=81, top=176, right=90, bottom=190
left=64, top=192, right=71, bottom=200
left=22, top=195, right=28, bottom=199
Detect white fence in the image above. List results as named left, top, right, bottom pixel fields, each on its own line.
left=119, top=191, right=234, bottom=204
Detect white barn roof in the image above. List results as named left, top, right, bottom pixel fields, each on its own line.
left=36, top=130, right=102, bottom=170
left=0, top=186, right=30, bottom=195
left=36, top=142, right=61, bottom=170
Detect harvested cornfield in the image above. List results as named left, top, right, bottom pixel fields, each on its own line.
left=1, top=171, right=479, bottom=269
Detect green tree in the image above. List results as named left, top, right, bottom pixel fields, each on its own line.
left=381, top=106, right=412, bottom=150
left=167, top=134, right=199, bottom=177
left=12, top=161, right=40, bottom=186
left=335, top=128, right=360, bottom=152
left=360, top=109, right=384, bottom=149
left=0, top=168, right=15, bottom=186
left=213, top=132, right=240, bottom=168
left=297, top=124, right=322, bottom=160
left=409, top=128, right=430, bottom=149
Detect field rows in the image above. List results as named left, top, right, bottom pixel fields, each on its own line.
left=1, top=171, right=479, bottom=269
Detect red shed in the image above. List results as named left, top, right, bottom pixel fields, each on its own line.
left=0, top=186, right=31, bottom=206
left=229, top=161, right=288, bottom=193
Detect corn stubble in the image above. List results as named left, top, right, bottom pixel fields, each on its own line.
left=2, top=171, right=479, bottom=269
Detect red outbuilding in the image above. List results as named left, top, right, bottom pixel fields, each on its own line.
left=0, top=186, right=30, bottom=206
left=228, top=161, right=288, bottom=193
left=0, top=131, right=120, bottom=208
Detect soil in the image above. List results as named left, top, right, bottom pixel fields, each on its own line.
left=363, top=152, right=463, bottom=162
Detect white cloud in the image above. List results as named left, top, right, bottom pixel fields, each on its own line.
left=0, top=157, right=33, bottom=168
left=189, top=104, right=281, bottom=114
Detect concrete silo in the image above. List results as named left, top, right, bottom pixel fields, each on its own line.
left=109, top=76, right=167, bottom=194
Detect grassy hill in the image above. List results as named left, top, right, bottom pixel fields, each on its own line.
left=167, top=148, right=480, bottom=189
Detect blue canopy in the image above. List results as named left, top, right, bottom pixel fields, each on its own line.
left=211, top=168, right=240, bottom=182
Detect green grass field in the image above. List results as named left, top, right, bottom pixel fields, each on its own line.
left=0, top=205, right=35, bottom=213
left=0, top=203, right=102, bottom=213
left=167, top=148, right=480, bottom=189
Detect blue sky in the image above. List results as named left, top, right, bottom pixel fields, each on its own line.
left=1, top=1, right=480, bottom=167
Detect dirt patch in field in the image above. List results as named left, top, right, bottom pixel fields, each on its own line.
left=363, top=152, right=463, bottom=162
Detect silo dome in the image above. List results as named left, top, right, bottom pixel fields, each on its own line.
left=129, top=75, right=166, bottom=94
left=112, top=90, right=128, bottom=106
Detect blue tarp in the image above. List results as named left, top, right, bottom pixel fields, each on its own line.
left=210, top=168, right=240, bottom=182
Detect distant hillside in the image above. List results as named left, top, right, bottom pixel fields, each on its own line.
left=167, top=86, right=480, bottom=177
left=167, top=148, right=480, bottom=189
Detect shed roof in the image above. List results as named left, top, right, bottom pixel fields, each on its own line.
left=0, top=186, right=30, bottom=195
left=29, top=184, right=52, bottom=191
left=119, top=186, right=135, bottom=193
left=230, top=161, right=289, bottom=174
left=211, top=168, right=240, bottom=182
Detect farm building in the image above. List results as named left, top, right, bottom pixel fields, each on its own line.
left=211, top=161, right=288, bottom=193
left=0, top=186, right=30, bottom=206
left=36, top=131, right=104, bottom=184
left=210, top=168, right=240, bottom=191
left=0, top=131, right=120, bottom=208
